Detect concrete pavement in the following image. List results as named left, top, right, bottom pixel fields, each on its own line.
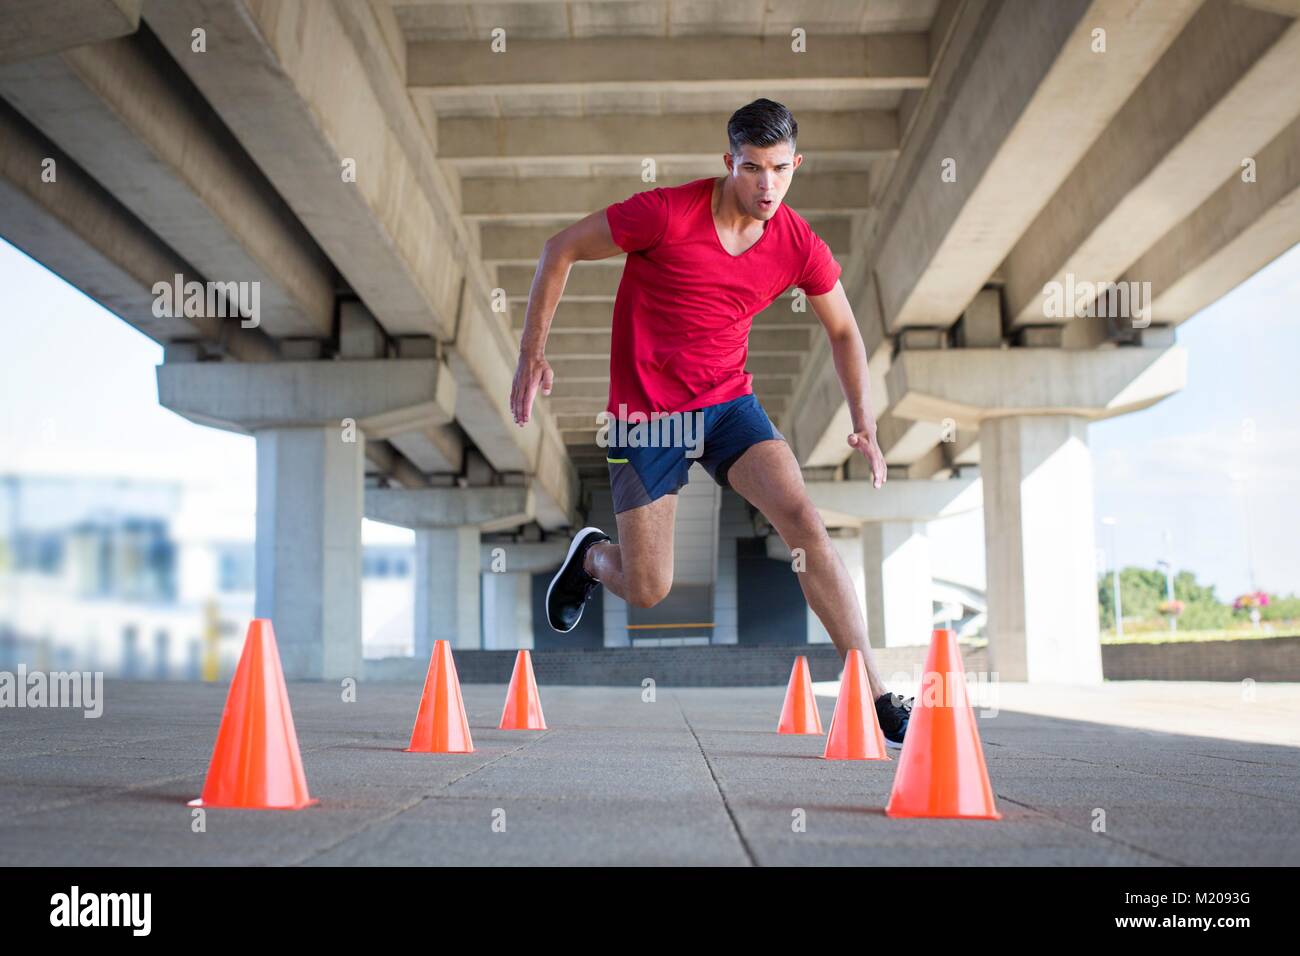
left=1, top=681, right=1297, bottom=866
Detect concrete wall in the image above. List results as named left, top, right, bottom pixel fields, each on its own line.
left=1102, top=637, right=1300, bottom=682
left=367, top=642, right=990, bottom=686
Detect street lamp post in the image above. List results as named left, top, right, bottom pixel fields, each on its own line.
left=1156, top=557, right=1176, bottom=633
left=1102, top=517, right=1121, bottom=640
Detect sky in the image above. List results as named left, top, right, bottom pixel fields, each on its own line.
left=1, top=237, right=1297, bottom=597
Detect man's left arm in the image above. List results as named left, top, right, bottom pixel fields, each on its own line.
left=806, top=280, right=887, bottom=489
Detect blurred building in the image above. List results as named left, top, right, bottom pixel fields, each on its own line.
left=0, top=473, right=418, bottom=677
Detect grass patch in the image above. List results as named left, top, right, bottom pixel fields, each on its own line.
left=1101, top=628, right=1300, bottom=645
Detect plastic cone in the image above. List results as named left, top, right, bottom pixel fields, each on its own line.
left=885, top=628, right=1001, bottom=819
left=189, top=619, right=317, bottom=810
left=777, top=655, right=824, bottom=734
left=499, top=650, right=547, bottom=730
left=407, top=640, right=475, bottom=753
left=822, top=649, right=890, bottom=760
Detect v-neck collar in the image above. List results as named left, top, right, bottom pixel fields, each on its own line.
left=707, top=177, right=771, bottom=259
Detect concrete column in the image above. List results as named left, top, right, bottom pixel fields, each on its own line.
left=156, top=355, right=459, bottom=679
left=254, top=426, right=364, bottom=680
left=862, top=521, right=934, bottom=648
left=414, top=526, right=481, bottom=656
left=980, top=415, right=1103, bottom=684
left=482, top=571, right=532, bottom=650
left=711, top=490, right=748, bottom=646
left=512, top=573, right=533, bottom=649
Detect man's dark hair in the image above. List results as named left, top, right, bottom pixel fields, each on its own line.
left=726, top=98, right=798, bottom=156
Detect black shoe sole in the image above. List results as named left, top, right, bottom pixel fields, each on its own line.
left=545, top=526, right=606, bottom=633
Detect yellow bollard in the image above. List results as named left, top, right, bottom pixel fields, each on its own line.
left=202, top=598, right=220, bottom=682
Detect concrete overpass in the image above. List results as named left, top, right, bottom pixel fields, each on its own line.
left=1, top=0, right=1296, bottom=682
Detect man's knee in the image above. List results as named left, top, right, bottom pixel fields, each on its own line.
left=626, top=573, right=673, bottom=608
left=776, top=500, right=827, bottom=544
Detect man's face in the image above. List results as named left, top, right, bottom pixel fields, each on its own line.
left=725, top=141, right=802, bottom=220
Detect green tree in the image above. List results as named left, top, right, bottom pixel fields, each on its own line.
left=1097, top=567, right=1231, bottom=632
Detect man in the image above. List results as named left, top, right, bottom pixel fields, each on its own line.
left=509, top=99, right=913, bottom=746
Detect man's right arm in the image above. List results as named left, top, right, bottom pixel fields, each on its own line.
left=511, top=209, right=624, bottom=426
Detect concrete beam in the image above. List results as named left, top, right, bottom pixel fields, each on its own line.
left=0, top=0, right=141, bottom=64
left=876, top=413, right=946, bottom=466
left=142, top=0, right=463, bottom=338
left=886, top=346, right=1188, bottom=429
left=145, top=0, right=578, bottom=529
left=1003, top=3, right=1300, bottom=326
left=388, top=424, right=464, bottom=475
left=366, top=486, right=533, bottom=533
left=0, top=98, right=278, bottom=359
left=497, top=262, right=620, bottom=301
left=361, top=437, right=432, bottom=490
left=874, top=0, right=1201, bottom=334
left=437, top=111, right=898, bottom=166
left=408, top=34, right=929, bottom=95
left=461, top=173, right=870, bottom=220
left=156, top=359, right=457, bottom=438
left=1235, top=0, right=1300, bottom=16
left=805, top=476, right=981, bottom=526
left=478, top=540, right=568, bottom=574
left=1120, top=108, right=1300, bottom=324
left=0, top=27, right=336, bottom=339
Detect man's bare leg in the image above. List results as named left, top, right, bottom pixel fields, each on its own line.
left=584, top=493, right=678, bottom=608
left=726, top=439, right=892, bottom=700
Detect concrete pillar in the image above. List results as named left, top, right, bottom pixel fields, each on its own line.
left=365, top=487, right=542, bottom=657
left=711, top=490, right=749, bottom=645
left=156, top=355, right=458, bottom=679
left=255, top=426, right=364, bottom=680
left=414, top=526, right=481, bottom=656
left=482, top=571, right=532, bottom=650
left=862, top=521, right=934, bottom=648
left=980, top=415, right=1103, bottom=684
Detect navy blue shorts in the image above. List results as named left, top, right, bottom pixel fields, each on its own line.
left=604, top=393, right=785, bottom=514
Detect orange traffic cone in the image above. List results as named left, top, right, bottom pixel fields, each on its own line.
left=823, top=649, right=890, bottom=760
left=407, top=639, right=475, bottom=753
left=189, top=619, right=317, bottom=810
left=777, top=655, right=824, bottom=735
left=499, top=649, right=547, bottom=730
left=885, top=628, right=1001, bottom=819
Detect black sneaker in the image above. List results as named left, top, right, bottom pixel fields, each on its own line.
left=546, top=527, right=611, bottom=632
left=875, top=692, right=914, bottom=750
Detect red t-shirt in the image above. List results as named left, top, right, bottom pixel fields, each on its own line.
left=602, top=177, right=841, bottom=416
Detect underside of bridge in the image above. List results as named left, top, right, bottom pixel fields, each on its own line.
left=2, top=0, right=1297, bottom=681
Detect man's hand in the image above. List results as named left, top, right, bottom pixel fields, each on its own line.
left=847, top=431, right=887, bottom=489
left=511, top=352, right=554, bottom=426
